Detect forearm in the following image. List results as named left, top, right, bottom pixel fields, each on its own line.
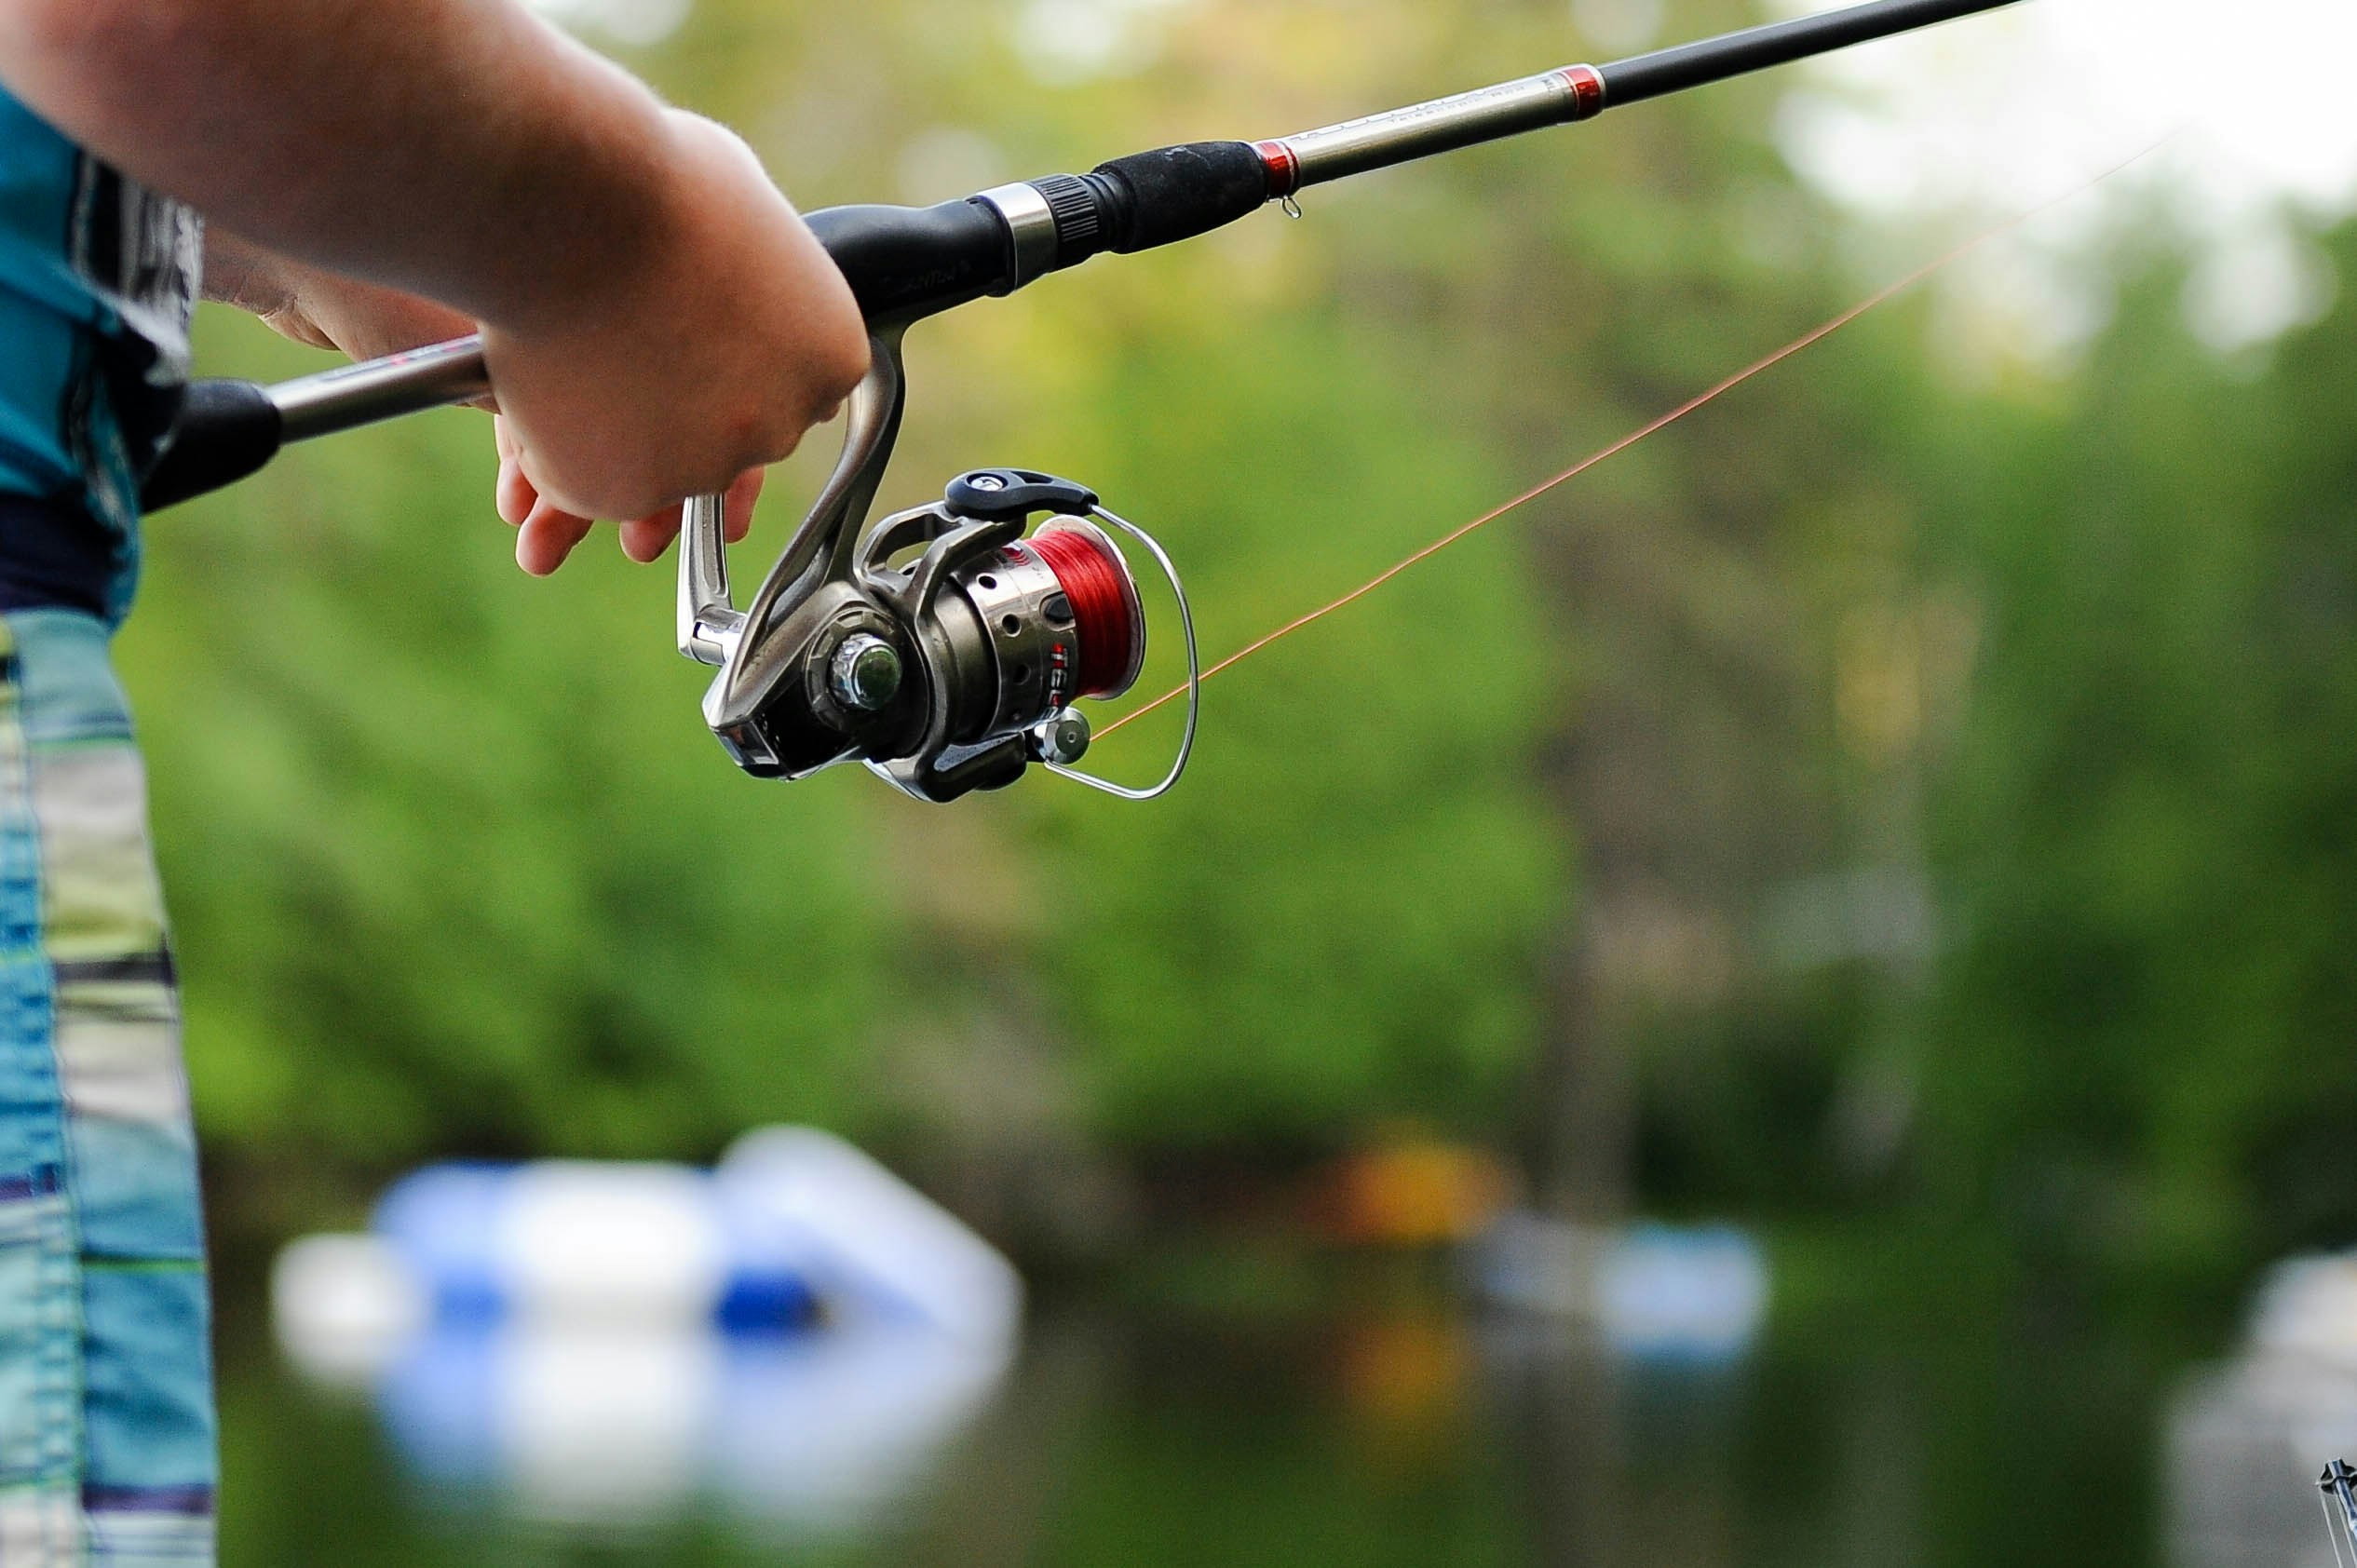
left=200, top=228, right=292, bottom=318
left=200, top=225, right=482, bottom=366
left=0, top=0, right=674, bottom=333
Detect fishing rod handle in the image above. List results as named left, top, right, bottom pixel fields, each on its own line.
left=812, top=138, right=1273, bottom=319
left=143, top=335, right=489, bottom=512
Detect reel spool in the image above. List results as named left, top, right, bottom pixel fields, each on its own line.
left=676, top=334, right=1197, bottom=804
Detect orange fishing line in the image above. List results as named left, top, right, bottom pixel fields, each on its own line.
left=1099, top=136, right=2177, bottom=741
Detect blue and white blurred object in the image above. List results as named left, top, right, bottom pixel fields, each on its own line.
left=271, top=1128, right=1021, bottom=1534
left=1470, top=1212, right=1769, bottom=1364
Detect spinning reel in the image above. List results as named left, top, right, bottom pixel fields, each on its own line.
left=674, top=332, right=1198, bottom=804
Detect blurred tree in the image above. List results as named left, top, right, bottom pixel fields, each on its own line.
left=1912, top=219, right=2357, bottom=1291
left=122, top=0, right=1567, bottom=1238
left=115, top=0, right=2352, bottom=1306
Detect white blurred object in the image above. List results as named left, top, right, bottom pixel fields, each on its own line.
left=271, top=1233, right=429, bottom=1389
left=2250, top=1254, right=2357, bottom=1369
left=711, top=1323, right=1015, bottom=1534
left=2165, top=1249, right=2357, bottom=1568
left=1010, top=0, right=1185, bottom=84
left=1471, top=1212, right=1769, bottom=1362
left=1571, top=0, right=1663, bottom=59
left=1775, top=0, right=2357, bottom=223
left=1772, top=0, right=2357, bottom=361
left=2168, top=1357, right=2357, bottom=1568
left=500, top=1324, right=724, bottom=1525
left=720, top=1126, right=1023, bottom=1349
left=276, top=1136, right=1021, bottom=1353
left=1596, top=1223, right=1770, bottom=1360
left=499, top=1161, right=729, bottom=1326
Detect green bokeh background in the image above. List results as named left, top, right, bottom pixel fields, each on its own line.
left=102, top=1, right=2357, bottom=1560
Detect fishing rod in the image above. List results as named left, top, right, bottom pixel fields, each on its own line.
left=142, top=0, right=2025, bottom=804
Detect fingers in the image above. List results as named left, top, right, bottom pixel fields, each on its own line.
left=496, top=419, right=766, bottom=575
left=726, top=466, right=765, bottom=545
left=617, top=508, right=678, bottom=565
left=514, top=495, right=595, bottom=576
left=494, top=417, right=537, bottom=525
left=609, top=466, right=766, bottom=566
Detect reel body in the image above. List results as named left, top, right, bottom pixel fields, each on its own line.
left=678, top=336, right=1195, bottom=804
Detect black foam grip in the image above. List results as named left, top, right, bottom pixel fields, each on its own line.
left=807, top=198, right=1014, bottom=324
left=1088, top=142, right=1272, bottom=254
left=140, top=379, right=285, bottom=514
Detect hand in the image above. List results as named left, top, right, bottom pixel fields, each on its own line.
left=17, top=0, right=866, bottom=569
left=478, top=110, right=869, bottom=573
left=493, top=420, right=764, bottom=574
left=203, top=107, right=864, bottom=573
left=209, top=232, right=775, bottom=573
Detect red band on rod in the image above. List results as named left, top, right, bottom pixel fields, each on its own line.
left=1255, top=140, right=1301, bottom=198
left=1557, top=64, right=1606, bottom=121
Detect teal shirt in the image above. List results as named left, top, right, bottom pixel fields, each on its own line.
left=0, top=88, right=200, bottom=620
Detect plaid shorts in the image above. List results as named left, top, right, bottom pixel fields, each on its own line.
left=0, top=609, right=212, bottom=1562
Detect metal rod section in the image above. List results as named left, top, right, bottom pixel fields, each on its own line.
left=1260, top=70, right=1601, bottom=193
left=1261, top=0, right=2023, bottom=194
left=268, top=332, right=490, bottom=443
left=1603, top=0, right=2022, bottom=106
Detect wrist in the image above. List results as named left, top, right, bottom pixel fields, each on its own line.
left=472, top=101, right=699, bottom=343
left=200, top=229, right=295, bottom=318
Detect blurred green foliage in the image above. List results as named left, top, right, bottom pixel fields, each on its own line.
left=1906, top=227, right=2357, bottom=1288
left=113, top=0, right=2357, bottom=1297
left=131, top=0, right=1590, bottom=1232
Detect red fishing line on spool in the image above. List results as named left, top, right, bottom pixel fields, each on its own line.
left=1031, top=523, right=1141, bottom=699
